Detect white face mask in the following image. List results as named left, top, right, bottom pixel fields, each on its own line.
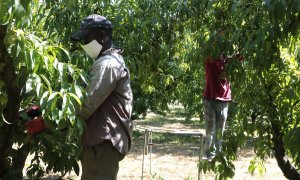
left=82, top=40, right=103, bottom=59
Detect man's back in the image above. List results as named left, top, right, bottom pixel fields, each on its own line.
left=204, top=57, right=231, bottom=101
left=82, top=50, right=133, bottom=154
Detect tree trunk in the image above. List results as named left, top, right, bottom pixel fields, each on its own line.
left=271, top=122, right=300, bottom=180
left=0, top=25, right=29, bottom=179
left=263, top=82, right=300, bottom=180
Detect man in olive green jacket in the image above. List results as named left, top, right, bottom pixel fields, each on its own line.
left=71, top=14, right=133, bottom=180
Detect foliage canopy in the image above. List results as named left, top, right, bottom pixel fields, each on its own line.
left=0, top=0, right=299, bottom=179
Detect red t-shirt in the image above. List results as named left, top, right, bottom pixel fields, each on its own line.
left=203, top=57, right=232, bottom=101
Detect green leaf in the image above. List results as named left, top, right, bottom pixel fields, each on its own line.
left=67, top=64, right=74, bottom=75
left=13, top=0, right=29, bottom=26
left=51, top=107, right=60, bottom=123
left=48, top=91, right=59, bottom=103
left=68, top=93, right=81, bottom=106
left=19, top=111, right=30, bottom=120
left=74, top=85, right=83, bottom=100
left=29, top=50, right=35, bottom=71
left=57, top=62, right=64, bottom=77
left=39, top=74, right=52, bottom=93
left=0, top=0, right=12, bottom=25
left=56, top=46, right=71, bottom=60
left=19, top=0, right=31, bottom=13
left=76, top=118, right=85, bottom=137
left=33, top=0, right=39, bottom=7
left=11, top=42, right=21, bottom=58
left=33, top=52, right=41, bottom=73
left=24, top=50, right=30, bottom=70
left=25, top=78, right=33, bottom=93
left=40, top=91, right=49, bottom=109
left=79, top=72, right=89, bottom=85
left=36, top=83, right=43, bottom=97
left=67, top=100, right=76, bottom=124
left=62, top=93, right=68, bottom=116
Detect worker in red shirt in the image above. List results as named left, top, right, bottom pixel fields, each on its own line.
left=203, top=53, right=232, bottom=160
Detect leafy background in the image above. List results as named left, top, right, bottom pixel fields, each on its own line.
left=0, top=0, right=299, bottom=179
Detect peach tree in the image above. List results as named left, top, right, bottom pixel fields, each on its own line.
left=0, top=0, right=87, bottom=178
left=0, top=0, right=300, bottom=179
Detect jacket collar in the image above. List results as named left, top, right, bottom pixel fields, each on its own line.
left=102, top=47, right=123, bottom=56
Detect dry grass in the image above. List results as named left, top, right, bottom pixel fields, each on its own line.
left=117, top=139, right=286, bottom=180
left=116, top=114, right=286, bottom=180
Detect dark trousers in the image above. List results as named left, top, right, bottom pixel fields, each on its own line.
left=81, top=140, right=125, bottom=180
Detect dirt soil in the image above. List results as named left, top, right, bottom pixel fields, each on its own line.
left=24, top=111, right=287, bottom=180
left=117, top=115, right=287, bottom=180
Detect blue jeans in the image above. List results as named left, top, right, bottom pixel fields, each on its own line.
left=203, top=99, right=228, bottom=156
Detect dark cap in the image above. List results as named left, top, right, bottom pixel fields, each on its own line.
left=71, top=14, right=112, bottom=41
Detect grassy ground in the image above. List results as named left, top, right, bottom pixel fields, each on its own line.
left=24, top=105, right=287, bottom=179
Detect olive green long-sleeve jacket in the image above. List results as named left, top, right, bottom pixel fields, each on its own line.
left=78, top=48, right=133, bottom=155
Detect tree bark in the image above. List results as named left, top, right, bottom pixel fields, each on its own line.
left=264, top=83, right=300, bottom=179
left=271, top=122, right=300, bottom=180
left=12, top=143, right=31, bottom=179
left=0, top=25, right=28, bottom=179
